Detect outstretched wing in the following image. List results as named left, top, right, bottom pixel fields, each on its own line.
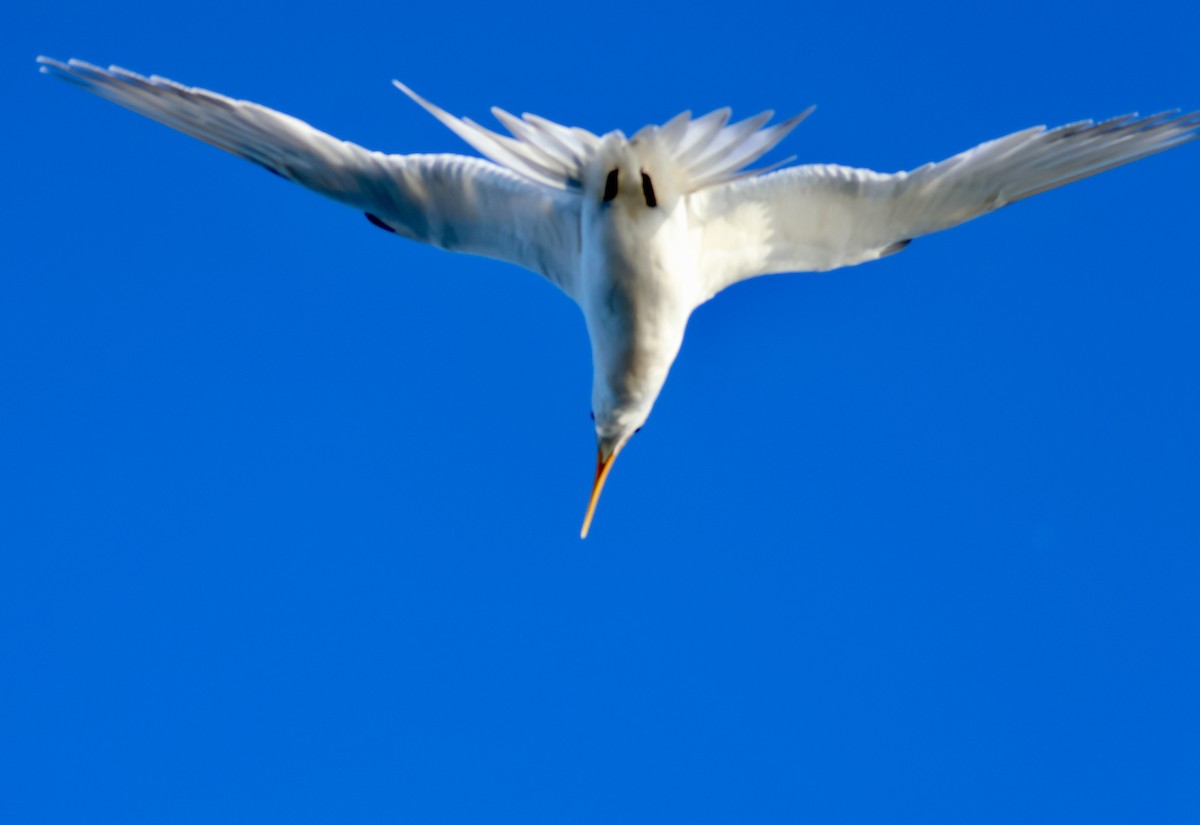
left=694, top=111, right=1199, bottom=297
left=38, top=57, right=581, bottom=291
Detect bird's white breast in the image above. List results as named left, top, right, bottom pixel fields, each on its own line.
left=577, top=196, right=700, bottom=432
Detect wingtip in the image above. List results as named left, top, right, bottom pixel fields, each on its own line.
left=35, top=55, right=64, bottom=73
left=391, top=79, right=423, bottom=104
left=391, top=80, right=449, bottom=121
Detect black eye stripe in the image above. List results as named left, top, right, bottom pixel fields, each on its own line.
left=602, top=169, right=619, bottom=202
left=641, top=172, right=657, bottom=208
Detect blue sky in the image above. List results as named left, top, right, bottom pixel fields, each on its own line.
left=4, top=0, right=1199, bottom=821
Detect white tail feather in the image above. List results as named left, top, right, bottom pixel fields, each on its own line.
left=394, top=82, right=811, bottom=193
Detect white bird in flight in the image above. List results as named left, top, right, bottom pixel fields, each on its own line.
left=38, top=56, right=1198, bottom=537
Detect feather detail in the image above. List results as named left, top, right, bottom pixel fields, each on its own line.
left=394, top=83, right=811, bottom=194
left=676, top=108, right=733, bottom=163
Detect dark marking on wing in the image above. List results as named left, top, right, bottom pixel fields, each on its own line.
left=641, top=172, right=657, bottom=208
left=365, top=213, right=396, bottom=233
left=257, top=159, right=300, bottom=179
left=880, top=238, right=912, bottom=257
left=603, top=169, right=619, bottom=202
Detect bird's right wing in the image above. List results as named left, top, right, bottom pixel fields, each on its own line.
left=694, top=111, right=1198, bottom=298
left=38, top=57, right=581, bottom=292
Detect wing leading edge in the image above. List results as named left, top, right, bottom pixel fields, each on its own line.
left=695, top=111, right=1199, bottom=297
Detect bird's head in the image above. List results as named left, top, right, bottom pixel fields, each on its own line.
left=580, top=397, right=651, bottom=540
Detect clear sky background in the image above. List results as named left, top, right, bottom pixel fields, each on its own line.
left=4, top=0, right=1198, bottom=822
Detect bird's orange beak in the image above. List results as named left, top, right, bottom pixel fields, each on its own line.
left=580, top=446, right=620, bottom=539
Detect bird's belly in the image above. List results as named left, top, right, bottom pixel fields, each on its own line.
left=579, top=218, right=696, bottom=414
left=581, top=208, right=697, bottom=317
left=582, top=238, right=687, bottom=354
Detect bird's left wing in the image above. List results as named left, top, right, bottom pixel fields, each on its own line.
left=38, top=58, right=581, bottom=291
left=694, top=111, right=1198, bottom=298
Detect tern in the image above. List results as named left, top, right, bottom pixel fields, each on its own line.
left=38, top=57, right=1198, bottom=537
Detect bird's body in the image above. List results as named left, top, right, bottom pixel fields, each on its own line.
left=38, top=57, right=1198, bottom=536
left=580, top=149, right=695, bottom=450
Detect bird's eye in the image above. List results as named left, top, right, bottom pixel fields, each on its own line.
left=590, top=411, right=595, bottom=421
left=641, top=172, right=657, bottom=208
left=602, top=169, right=619, bottom=203
left=634, top=426, right=642, bottom=434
